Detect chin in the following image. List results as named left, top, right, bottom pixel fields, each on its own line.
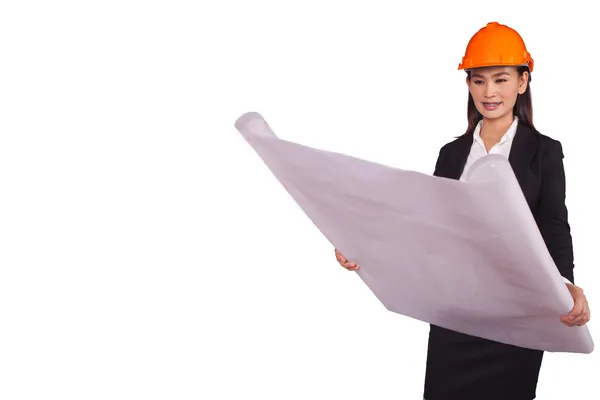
left=477, top=108, right=511, bottom=120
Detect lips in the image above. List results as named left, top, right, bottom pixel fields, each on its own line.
left=482, top=102, right=502, bottom=111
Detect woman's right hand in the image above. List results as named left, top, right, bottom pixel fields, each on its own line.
left=335, top=248, right=360, bottom=271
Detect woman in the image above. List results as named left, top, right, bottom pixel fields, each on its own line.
left=334, top=22, right=591, bottom=399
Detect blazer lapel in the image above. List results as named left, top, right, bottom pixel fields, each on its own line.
left=445, top=134, right=472, bottom=179
left=508, top=122, right=538, bottom=186
left=437, top=121, right=538, bottom=183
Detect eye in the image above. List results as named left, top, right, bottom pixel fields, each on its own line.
left=473, top=80, right=484, bottom=84
left=496, top=78, right=507, bottom=83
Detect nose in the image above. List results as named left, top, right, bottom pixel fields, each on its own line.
left=484, top=85, right=497, bottom=98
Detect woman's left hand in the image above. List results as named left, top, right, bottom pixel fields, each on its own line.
left=560, top=283, right=591, bottom=327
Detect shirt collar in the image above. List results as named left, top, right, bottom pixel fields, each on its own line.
left=473, top=116, right=519, bottom=145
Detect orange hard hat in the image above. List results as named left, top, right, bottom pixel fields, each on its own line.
left=458, top=22, right=534, bottom=72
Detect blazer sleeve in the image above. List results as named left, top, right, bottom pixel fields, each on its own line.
left=433, top=146, right=446, bottom=177
left=535, top=140, right=575, bottom=283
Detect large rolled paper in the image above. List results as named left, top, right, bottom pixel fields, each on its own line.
left=234, top=111, right=594, bottom=354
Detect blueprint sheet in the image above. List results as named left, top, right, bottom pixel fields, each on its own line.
left=234, top=111, right=594, bottom=354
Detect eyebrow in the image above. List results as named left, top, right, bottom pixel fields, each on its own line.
left=471, top=71, right=511, bottom=78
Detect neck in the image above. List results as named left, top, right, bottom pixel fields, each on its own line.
left=481, top=114, right=514, bottom=139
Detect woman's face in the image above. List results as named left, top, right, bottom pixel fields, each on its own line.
left=467, top=66, right=528, bottom=121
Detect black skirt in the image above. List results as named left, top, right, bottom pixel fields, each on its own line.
left=423, top=324, right=544, bottom=400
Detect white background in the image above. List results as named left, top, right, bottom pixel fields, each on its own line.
left=0, top=1, right=598, bottom=399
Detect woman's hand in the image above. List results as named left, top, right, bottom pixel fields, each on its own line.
left=334, top=249, right=360, bottom=271
left=560, top=283, right=591, bottom=327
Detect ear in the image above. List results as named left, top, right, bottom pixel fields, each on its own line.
left=466, top=75, right=470, bottom=86
left=518, top=71, right=529, bottom=94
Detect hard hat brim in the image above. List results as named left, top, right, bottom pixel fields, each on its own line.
left=460, top=62, right=533, bottom=72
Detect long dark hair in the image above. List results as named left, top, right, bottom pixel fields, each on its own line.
left=461, top=66, right=535, bottom=136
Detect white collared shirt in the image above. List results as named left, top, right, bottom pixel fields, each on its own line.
left=458, top=116, right=572, bottom=284
left=459, top=116, right=519, bottom=181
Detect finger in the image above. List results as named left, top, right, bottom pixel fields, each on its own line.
left=571, top=301, right=585, bottom=317
left=561, top=318, right=576, bottom=327
left=560, top=314, right=577, bottom=327
left=577, top=304, right=591, bottom=326
left=571, top=314, right=586, bottom=326
left=568, top=310, right=585, bottom=325
left=568, top=298, right=585, bottom=320
left=560, top=314, right=575, bottom=323
left=567, top=301, right=589, bottom=326
left=339, top=261, right=353, bottom=270
left=588, top=305, right=592, bottom=321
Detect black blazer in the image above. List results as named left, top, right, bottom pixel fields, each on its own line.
left=432, top=121, right=575, bottom=283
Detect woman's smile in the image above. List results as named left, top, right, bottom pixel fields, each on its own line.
left=482, top=101, right=503, bottom=111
